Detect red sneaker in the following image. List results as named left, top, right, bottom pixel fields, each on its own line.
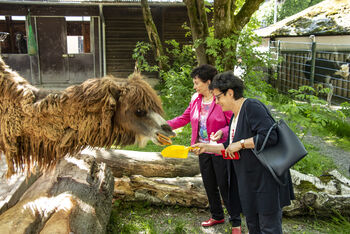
left=232, top=226, right=242, bottom=234
left=201, top=218, right=225, bottom=227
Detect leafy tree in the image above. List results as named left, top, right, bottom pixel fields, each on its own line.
left=184, top=0, right=265, bottom=70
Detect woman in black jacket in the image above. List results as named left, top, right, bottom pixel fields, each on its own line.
left=193, top=71, right=294, bottom=234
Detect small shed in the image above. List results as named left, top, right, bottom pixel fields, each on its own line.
left=255, top=0, right=350, bottom=102
left=0, top=0, right=190, bottom=87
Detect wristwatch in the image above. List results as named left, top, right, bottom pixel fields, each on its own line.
left=240, top=139, right=245, bottom=149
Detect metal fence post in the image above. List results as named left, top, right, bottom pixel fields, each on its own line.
left=276, top=40, right=281, bottom=91
left=310, top=35, right=316, bottom=87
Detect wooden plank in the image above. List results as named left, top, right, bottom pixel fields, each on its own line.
left=104, top=5, right=190, bottom=77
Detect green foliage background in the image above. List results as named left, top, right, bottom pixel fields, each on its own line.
left=110, top=2, right=350, bottom=232
left=127, top=2, right=350, bottom=179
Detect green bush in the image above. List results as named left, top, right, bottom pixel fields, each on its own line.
left=285, top=86, right=350, bottom=139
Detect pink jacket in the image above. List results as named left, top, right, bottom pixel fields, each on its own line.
left=167, top=93, right=233, bottom=146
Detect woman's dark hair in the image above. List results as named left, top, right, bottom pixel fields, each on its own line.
left=190, top=64, right=218, bottom=82
left=209, top=71, right=244, bottom=100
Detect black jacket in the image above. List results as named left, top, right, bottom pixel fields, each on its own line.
left=223, top=98, right=294, bottom=216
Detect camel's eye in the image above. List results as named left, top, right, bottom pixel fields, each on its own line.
left=135, top=109, right=147, bottom=117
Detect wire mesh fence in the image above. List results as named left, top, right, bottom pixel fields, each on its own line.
left=268, top=40, right=350, bottom=103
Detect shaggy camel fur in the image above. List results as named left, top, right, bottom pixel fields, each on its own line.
left=0, top=57, right=175, bottom=178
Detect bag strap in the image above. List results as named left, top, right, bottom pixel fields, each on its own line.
left=255, top=122, right=278, bottom=153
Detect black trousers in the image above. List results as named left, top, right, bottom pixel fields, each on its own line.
left=245, top=209, right=283, bottom=234
left=199, top=153, right=241, bottom=226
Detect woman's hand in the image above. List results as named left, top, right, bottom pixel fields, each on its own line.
left=210, top=130, right=223, bottom=142
left=225, top=142, right=241, bottom=159
left=191, top=143, right=208, bottom=155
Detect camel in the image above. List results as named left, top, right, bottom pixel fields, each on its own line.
left=0, top=57, right=175, bottom=178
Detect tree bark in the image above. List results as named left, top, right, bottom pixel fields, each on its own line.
left=183, top=0, right=210, bottom=65
left=0, top=154, right=114, bottom=234
left=141, top=0, right=168, bottom=71
left=82, top=148, right=200, bottom=178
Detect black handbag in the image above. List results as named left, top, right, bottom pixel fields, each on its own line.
left=252, top=118, right=308, bottom=186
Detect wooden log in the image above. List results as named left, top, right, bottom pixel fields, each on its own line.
left=82, top=148, right=201, bottom=178
left=114, top=175, right=209, bottom=208
left=0, top=154, right=114, bottom=234
left=114, top=169, right=350, bottom=217
left=284, top=169, right=350, bottom=217
left=0, top=156, right=41, bottom=215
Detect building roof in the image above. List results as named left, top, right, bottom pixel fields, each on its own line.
left=255, top=0, right=350, bottom=38
left=0, top=0, right=183, bottom=5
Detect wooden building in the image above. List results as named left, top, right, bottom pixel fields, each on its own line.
left=255, top=0, right=350, bottom=102
left=0, top=0, right=190, bottom=87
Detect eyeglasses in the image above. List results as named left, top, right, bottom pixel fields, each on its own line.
left=214, top=92, right=225, bottom=100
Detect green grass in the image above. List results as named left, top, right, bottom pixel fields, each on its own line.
left=292, top=143, right=337, bottom=177
left=106, top=201, right=350, bottom=234
left=106, top=201, right=220, bottom=234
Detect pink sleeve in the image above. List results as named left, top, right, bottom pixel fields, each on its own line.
left=220, top=111, right=233, bottom=140
left=167, top=104, right=191, bottom=130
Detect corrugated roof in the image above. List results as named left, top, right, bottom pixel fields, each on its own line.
left=255, top=0, right=350, bottom=37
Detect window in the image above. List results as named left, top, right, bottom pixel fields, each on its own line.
left=65, top=16, right=90, bottom=54
left=0, top=15, right=27, bottom=54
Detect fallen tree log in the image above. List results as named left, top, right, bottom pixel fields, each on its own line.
left=284, top=169, right=350, bottom=217
left=82, top=148, right=200, bottom=178
left=113, top=169, right=350, bottom=217
left=114, top=175, right=208, bottom=208
left=0, top=156, right=41, bottom=215
left=0, top=154, right=114, bottom=234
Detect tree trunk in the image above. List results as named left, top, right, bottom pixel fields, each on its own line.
left=0, top=154, right=114, bottom=234
left=82, top=148, right=200, bottom=178
left=213, top=0, right=265, bottom=71
left=184, top=0, right=210, bottom=65
left=141, top=0, right=168, bottom=71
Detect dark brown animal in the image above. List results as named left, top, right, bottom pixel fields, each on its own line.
left=0, top=57, right=175, bottom=178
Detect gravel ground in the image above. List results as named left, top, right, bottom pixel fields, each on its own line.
left=303, top=133, right=350, bottom=178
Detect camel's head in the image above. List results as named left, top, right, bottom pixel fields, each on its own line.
left=110, top=73, right=176, bottom=147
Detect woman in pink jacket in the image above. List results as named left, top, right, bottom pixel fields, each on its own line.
left=167, top=65, right=241, bottom=232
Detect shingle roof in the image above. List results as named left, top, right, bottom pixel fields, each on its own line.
left=255, top=0, right=350, bottom=37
